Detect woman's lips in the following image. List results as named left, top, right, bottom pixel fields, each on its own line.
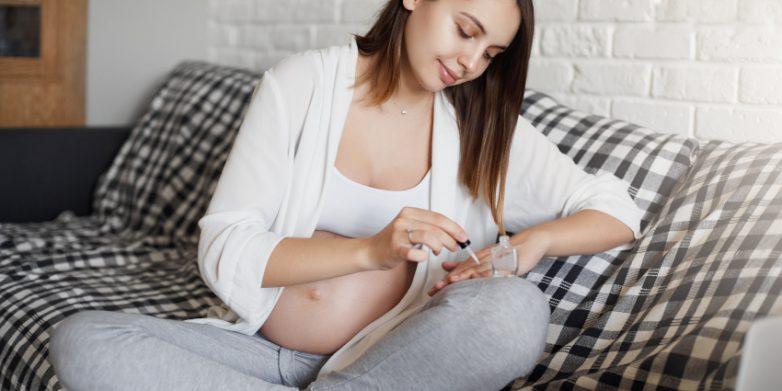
left=438, top=60, right=457, bottom=85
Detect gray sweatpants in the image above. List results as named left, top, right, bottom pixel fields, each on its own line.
left=49, top=276, right=550, bottom=390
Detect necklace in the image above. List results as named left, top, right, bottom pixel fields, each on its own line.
left=389, top=94, right=433, bottom=117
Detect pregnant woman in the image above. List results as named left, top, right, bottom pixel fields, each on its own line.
left=49, top=0, right=642, bottom=390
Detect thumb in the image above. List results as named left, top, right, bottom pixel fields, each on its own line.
left=442, top=261, right=458, bottom=270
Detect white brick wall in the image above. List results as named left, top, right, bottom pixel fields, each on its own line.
left=208, top=0, right=782, bottom=143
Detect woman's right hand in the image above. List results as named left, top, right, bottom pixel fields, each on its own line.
left=364, top=207, right=470, bottom=271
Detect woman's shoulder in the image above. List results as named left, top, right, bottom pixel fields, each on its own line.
left=264, top=42, right=351, bottom=91
left=257, top=42, right=351, bottom=133
left=263, top=49, right=320, bottom=93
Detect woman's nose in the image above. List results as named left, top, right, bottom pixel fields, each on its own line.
left=457, top=49, right=482, bottom=75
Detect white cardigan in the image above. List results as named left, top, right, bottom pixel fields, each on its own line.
left=184, top=38, right=643, bottom=378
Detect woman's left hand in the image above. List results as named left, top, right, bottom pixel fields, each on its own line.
left=427, top=232, right=551, bottom=297
left=427, top=245, right=493, bottom=297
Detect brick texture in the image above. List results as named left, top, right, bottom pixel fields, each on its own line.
left=208, top=0, right=782, bottom=143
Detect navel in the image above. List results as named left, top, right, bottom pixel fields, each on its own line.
left=308, top=288, right=322, bottom=301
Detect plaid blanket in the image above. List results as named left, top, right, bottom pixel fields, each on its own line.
left=516, top=96, right=782, bottom=390
left=1, top=61, right=778, bottom=390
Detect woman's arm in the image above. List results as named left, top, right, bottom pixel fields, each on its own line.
left=509, top=209, right=635, bottom=257
left=429, top=209, right=634, bottom=296
left=502, top=116, right=643, bottom=252
left=262, top=231, right=374, bottom=288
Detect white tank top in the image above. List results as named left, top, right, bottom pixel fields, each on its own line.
left=315, top=165, right=431, bottom=238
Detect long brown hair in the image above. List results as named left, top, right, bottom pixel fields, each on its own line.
left=351, top=0, right=535, bottom=236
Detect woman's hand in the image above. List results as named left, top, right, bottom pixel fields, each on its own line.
left=427, top=245, right=494, bottom=296
left=427, top=232, right=552, bottom=297
left=365, top=207, right=469, bottom=271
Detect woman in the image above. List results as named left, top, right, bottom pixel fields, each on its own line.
left=49, top=0, right=642, bottom=390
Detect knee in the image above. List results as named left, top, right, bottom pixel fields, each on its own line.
left=476, top=278, right=550, bottom=375
left=49, top=310, right=118, bottom=388
left=50, top=310, right=101, bottom=357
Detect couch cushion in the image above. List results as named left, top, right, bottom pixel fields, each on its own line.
left=0, top=212, right=222, bottom=391
left=91, top=61, right=262, bottom=245
left=521, top=91, right=700, bottom=237
left=513, top=139, right=782, bottom=389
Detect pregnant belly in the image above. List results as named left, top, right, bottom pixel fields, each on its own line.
left=259, top=230, right=417, bottom=356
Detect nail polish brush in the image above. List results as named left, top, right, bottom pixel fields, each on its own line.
left=457, top=239, right=481, bottom=265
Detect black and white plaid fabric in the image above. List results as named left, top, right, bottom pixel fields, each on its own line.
left=0, top=61, right=256, bottom=391
left=0, top=61, right=777, bottom=390
left=516, top=95, right=782, bottom=390
left=520, top=91, right=699, bottom=238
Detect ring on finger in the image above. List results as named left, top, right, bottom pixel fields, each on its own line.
left=407, top=225, right=423, bottom=250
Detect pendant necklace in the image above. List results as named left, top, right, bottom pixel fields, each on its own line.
left=389, top=95, right=433, bottom=117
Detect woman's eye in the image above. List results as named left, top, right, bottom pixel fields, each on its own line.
left=457, top=26, right=471, bottom=39
left=457, top=24, right=494, bottom=61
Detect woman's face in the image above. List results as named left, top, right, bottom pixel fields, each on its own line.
left=401, top=0, right=521, bottom=92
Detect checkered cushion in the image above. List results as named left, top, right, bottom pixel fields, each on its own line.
left=514, top=139, right=782, bottom=389
left=0, top=61, right=254, bottom=391
left=0, top=61, right=776, bottom=391
left=90, top=61, right=261, bottom=245
left=521, top=91, right=699, bottom=239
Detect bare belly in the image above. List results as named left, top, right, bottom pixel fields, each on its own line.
left=259, top=230, right=417, bottom=355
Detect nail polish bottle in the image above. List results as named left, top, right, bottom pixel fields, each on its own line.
left=490, top=235, right=518, bottom=277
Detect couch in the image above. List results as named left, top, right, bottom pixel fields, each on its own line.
left=1, top=60, right=780, bottom=390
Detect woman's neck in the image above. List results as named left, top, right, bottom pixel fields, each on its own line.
left=395, top=49, right=433, bottom=106
left=356, top=50, right=433, bottom=107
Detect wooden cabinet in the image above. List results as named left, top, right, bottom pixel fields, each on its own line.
left=0, top=0, right=87, bottom=127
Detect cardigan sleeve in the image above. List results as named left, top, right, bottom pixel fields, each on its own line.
left=195, top=69, right=291, bottom=328
left=503, top=116, right=644, bottom=252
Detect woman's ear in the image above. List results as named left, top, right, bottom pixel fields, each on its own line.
left=402, top=0, right=422, bottom=12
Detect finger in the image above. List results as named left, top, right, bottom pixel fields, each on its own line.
left=456, top=268, right=477, bottom=281
left=401, top=207, right=469, bottom=244
left=433, top=227, right=460, bottom=253
left=429, top=279, right=450, bottom=296
left=430, top=272, right=467, bottom=296
left=474, top=261, right=492, bottom=275
left=477, top=246, right=493, bottom=258
left=454, top=256, right=487, bottom=274
left=403, top=246, right=428, bottom=263
left=408, top=227, right=457, bottom=255
left=406, top=220, right=460, bottom=253
left=442, top=261, right=460, bottom=270
left=428, top=284, right=442, bottom=296
left=448, top=263, right=472, bottom=276
left=454, top=264, right=487, bottom=281
left=396, top=219, right=440, bottom=254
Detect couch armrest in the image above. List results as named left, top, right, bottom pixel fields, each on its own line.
left=0, top=126, right=131, bottom=223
